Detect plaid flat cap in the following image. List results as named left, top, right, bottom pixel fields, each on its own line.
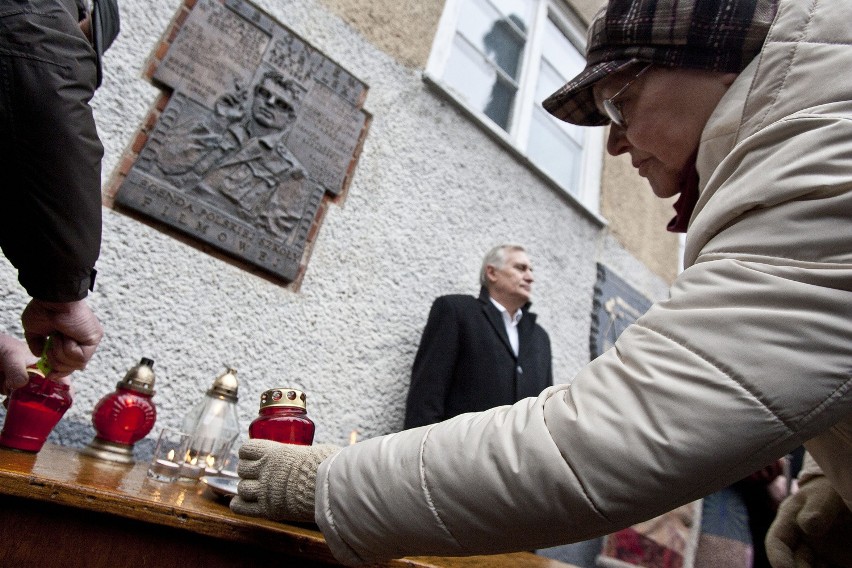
left=543, top=0, right=779, bottom=126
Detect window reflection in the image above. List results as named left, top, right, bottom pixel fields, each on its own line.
left=483, top=14, right=526, bottom=129
left=432, top=0, right=596, bottom=202
left=483, top=14, right=525, bottom=79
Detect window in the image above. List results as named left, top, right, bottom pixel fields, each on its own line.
left=426, top=0, right=602, bottom=212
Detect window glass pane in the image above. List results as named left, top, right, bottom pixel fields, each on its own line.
left=536, top=59, right=584, bottom=143
left=535, top=58, right=566, bottom=108
left=457, top=0, right=527, bottom=80
left=456, top=1, right=502, bottom=58
left=483, top=16, right=525, bottom=78
left=491, top=0, right=535, bottom=30
left=443, top=32, right=518, bottom=131
left=483, top=76, right=516, bottom=129
left=443, top=36, right=501, bottom=114
left=524, top=14, right=587, bottom=193
left=527, top=107, right=582, bottom=191
left=540, top=15, right=585, bottom=81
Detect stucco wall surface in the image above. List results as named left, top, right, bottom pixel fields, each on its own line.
left=0, top=0, right=669, bottom=458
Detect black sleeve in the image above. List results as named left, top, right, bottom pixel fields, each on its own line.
left=0, top=1, right=103, bottom=302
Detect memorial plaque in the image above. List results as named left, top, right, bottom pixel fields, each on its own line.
left=589, top=263, right=653, bottom=359
left=115, top=0, right=369, bottom=281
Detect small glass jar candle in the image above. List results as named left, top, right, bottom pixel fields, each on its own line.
left=0, top=365, right=72, bottom=452
left=248, top=388, right=315, bottom=445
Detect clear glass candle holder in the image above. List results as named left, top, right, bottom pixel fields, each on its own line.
left=147, top=428, right=191, bottom=483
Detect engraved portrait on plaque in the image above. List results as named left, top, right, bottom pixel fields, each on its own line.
left=115, top=0, right=369, bottom=281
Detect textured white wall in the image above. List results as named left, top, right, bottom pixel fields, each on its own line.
left=0, top=0, right=669, bottom=458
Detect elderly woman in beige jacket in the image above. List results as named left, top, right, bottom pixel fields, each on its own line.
left=231, top=1, right=852, bottom=566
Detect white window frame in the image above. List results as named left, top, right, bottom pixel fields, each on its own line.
left=425, top=0, right=604, bottom=217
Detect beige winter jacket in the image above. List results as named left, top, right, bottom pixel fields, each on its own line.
left=315, top=1, right=852, bottom=564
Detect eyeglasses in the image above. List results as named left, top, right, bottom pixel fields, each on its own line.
left=602, top=64, right=652, bottom=128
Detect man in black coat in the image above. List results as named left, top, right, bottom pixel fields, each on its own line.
left=404, top=244, right=553, bottom=429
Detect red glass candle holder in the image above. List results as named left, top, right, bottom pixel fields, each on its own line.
left=0, top=367, right=72, bottom=453
left=91, top=385, right=156, bottom=445
left=82, top=358, right=157, bottom=463
left=249, top=388, right=314, bottom=445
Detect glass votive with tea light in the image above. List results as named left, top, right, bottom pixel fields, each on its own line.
left=177, top=452, right=206, bottom=480
left=178, top=435, right=233, bottom=480
left=146, top=428, right=191, bottom=483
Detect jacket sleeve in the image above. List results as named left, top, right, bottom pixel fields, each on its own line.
left=316, top=255, right=852, bottom=565
left=403, top=297, right=459, bottom=429
left=315, top=109, right=852, bottom=564
left=316, top=18, right=852, bottom=563
left=0, top=1, right=103, bottom=302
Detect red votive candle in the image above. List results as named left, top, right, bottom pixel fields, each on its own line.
left=0, top=366, right=72, bottom=452
left=249, top=388, right=314, bottom=445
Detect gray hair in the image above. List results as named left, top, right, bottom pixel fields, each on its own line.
left=479, top=244, right=526, bottom=288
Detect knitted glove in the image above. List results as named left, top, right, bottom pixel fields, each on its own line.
left=765, top=474, right=852, bottom=568
left=230, top=439, right=340, bottom=523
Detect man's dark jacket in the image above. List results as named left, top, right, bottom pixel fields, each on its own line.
left=0, top=0, right=114, bottom=301
left=404, top=287, right=553, bottom=429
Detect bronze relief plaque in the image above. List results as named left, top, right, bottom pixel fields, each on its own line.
left=115, top=0, right=369, bottom=281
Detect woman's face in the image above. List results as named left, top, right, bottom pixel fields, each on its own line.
left=593, top=66, right=737, bottom=198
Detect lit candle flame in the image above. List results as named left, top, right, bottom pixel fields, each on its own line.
left=349, top=429, right=358, bottom=445
left=167, top=449, right=175, bottom=461
left=206, top=455, right=216, bottom=468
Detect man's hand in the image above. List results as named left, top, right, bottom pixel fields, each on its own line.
left=230, top=439, right=340, bottom=523
left=765, top=474, right=852, bottom=568
left=21, top=299, right=103, bottom=378
left=0, top=335, right=37, bottom=395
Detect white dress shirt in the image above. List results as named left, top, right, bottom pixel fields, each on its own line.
left=490, top=297, right=523, bottom=356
